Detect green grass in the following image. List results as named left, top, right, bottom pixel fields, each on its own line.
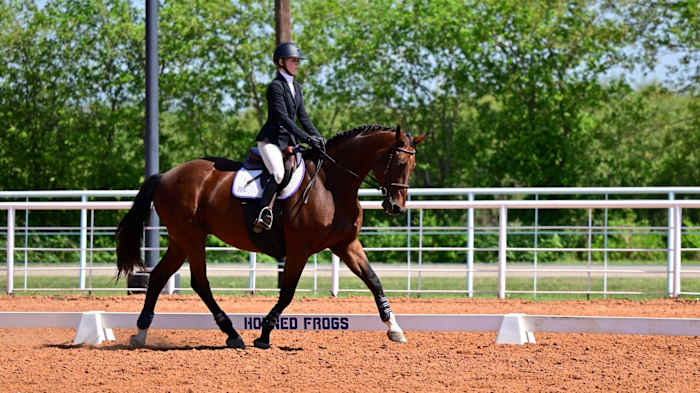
left=2, top=273, right=699, bottom=300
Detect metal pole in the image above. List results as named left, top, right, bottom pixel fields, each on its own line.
left=88, top=209, right=95, bottom=292
left=23, top=198, right=28, bottom=290
left=603, top=194, right=608, bottom=298
left=673, top=206, right=682, bottom=297
left=498, top=206, right=507, bottom=299
left=7, top=208, right=15, bottom=294
left=667, top=192, right=675, bottom=296
left=533, top=194, right=538, bottom=298
left=313, top=254, right=318, bottom=295
left=467, top=192, right=474, bottom=297
left=331, top=254, right=339, bottom=297
left=277, top=259, right=285, bottom=289
left=274, top=0, right=291, bottom=290
left=406, top=195, right=411, bottom=294
left=79, top=195, right=87, bottom=290
left=249, top=252, right=256, bottom=294
left=165, top=271, right=176, bottom=294
left=586, top=208, right=592, bottom=297
left=417, top=208, right=423, bottom=294
left=145, top=0, right=160, bottom=270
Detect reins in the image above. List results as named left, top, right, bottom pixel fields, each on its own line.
left=301, top=145, right=416, bottom=204
left=318, top=150, right=383, bottom=190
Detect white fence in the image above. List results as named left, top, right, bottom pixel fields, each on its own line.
left=2, top=188, right=700, bottom=298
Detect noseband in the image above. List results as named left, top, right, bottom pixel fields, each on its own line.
left=379, top=147, right=415, bottom=197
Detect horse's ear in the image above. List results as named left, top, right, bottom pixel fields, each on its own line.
left=395, top=124, right=402, bottom=140
left=412, top=133, right=428, bottom=146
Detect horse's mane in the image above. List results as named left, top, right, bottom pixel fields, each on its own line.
left=326, top=124, right=394, bottom=148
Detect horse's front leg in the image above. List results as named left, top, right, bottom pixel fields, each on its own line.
left=332, top=239, right=406, bottom=343
left=253, top=257, right=306, bottom=349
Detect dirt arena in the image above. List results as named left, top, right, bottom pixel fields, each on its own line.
left=0, top=295, right=698, bottom=393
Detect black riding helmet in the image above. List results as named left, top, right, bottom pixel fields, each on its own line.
left=274, top=42, right=305, bottom=76
left=273, top=42, right=305, bottom=65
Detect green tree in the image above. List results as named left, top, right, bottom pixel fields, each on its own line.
left=157, top=0, right=274, bottom=164
left=0, top=0, right=144, bottom=190
left=296, top=0, right=695, bottom=188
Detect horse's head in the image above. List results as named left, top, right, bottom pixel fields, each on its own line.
left=375, top=125, right=427, bottom=215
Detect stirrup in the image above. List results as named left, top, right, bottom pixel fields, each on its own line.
left=253, top=206, right=274, bottom=233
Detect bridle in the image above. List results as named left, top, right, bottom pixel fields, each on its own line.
left=307, top=144, right=416, bottom=202
left=379, top=146, right=415, bottom=197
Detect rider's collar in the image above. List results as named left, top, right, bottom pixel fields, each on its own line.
left=279, top=69, right=294, bottom=83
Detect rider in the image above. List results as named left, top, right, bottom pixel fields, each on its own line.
left=253, top=42, right=326, bottom=232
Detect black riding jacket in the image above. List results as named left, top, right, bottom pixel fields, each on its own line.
left=255, top=72, right=320, bottom=150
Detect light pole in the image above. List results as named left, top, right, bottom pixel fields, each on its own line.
left=274, top=0, right=291, bottom=288
left=128, top=0, right=161, bottom=292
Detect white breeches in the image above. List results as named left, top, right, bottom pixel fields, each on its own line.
left=257, top=141, right=285, bottom=184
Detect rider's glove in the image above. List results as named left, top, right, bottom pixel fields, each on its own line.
left=308, top=135, right=326, bottom=152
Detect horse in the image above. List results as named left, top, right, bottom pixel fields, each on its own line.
left=115, top=124, right=427, bottom=349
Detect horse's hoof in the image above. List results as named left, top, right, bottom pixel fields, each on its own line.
left=253, top=338, right=271, bottom=349
left=226, top=335, right=246, bottom=349
left=129, top=334, right=146, bottom=348
left=387, top=330, right=407, bottom=343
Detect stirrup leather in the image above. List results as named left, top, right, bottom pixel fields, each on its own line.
left=253, top=206, right=274, bottom=232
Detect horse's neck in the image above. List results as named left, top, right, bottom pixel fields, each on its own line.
left=323, top=134, right=391, bottom=198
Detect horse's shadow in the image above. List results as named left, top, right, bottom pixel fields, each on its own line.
left=44, top=343, right=304, bottom=352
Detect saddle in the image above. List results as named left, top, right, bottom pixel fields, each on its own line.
left=232, top=146, right=304, bottom=199
left=241, top=147, right=266, bottom=171
left=233, top=146, right=304, bottom=261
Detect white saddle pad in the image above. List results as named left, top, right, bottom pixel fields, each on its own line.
left=231, top=162, right=305, bottom=200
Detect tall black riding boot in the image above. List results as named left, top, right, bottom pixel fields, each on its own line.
left=253, top=179, right=280, bottom=233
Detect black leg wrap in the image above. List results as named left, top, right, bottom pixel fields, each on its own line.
left=261, top=314, right=278, bottom=330
left=137, top=311, right=154, bottom=330
left=253, top=313, right=278, bottom=349
left=215, top=312, right=245, bottom=349
left=214, top=312, right=237, bottom=336
left=375, top=295, right=392, bottom=322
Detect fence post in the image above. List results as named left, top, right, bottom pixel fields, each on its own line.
left=586, top=208, right=593, bottom=296
left=406, top=193, right=411, bottom=294
left=331, top=254, right=340, bottom=297
left=467, top=192, right=474, bottom=298
left=6, top=208, right=14, bottom=294
left=79, top=195, right=87, bottom=290
left=533, top=194, right=539, bottom=298
left=672, top=205, right=682, bottom=297
left=667, top=192, right=675, bottom=297
left=498, top=205, right=507, bottom=299
left=603, top=194, right=609, bottom=298
left=418, top=208, right=423, bottom=294
left=249, top=252, right=256, bottom=294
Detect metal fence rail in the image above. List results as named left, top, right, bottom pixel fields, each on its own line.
left=2, top=188, right=700, bottom=298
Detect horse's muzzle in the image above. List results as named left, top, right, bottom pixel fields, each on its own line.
left=382, top=198, right=405, bottom=216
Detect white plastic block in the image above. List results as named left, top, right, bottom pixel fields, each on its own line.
left=496, top=313, right=536, bottom=345
left=72, top=311, right=115, bottom=345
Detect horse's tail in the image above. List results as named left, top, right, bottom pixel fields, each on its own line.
left=116, top=174, right=161, bottom=280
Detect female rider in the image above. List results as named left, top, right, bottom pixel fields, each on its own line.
left=253, top=42, right=326, bottom=232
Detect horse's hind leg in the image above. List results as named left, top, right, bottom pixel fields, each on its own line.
left=188, top=242, right=245, bottom=349
left=130, top=239, right=186, bottom=347
left=332, top=239, right=407, bottom=343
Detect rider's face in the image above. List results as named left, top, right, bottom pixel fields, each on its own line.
left=283, top=57, right=300, bottom=75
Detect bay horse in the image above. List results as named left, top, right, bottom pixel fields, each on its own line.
left=116, top=124, right=426, bottom=349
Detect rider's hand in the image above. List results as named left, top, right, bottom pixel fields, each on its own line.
left=308, top=135, right=326, bottom=152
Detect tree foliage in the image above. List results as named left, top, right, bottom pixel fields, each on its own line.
left=0, top=0, right=697, bottom=193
